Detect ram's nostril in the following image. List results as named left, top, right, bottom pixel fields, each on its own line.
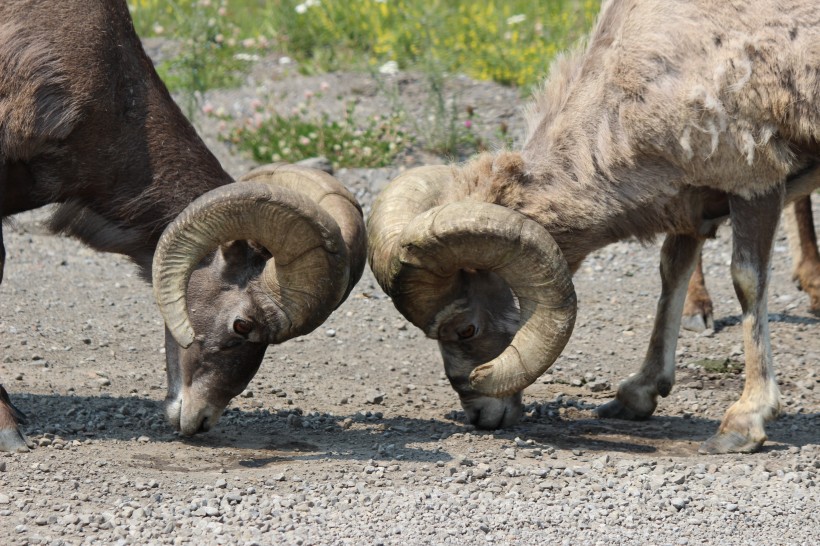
left=197, top=416, right=211, bottom=434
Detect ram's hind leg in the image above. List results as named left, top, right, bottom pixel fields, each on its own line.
left=598, top=234, right=703, bottom=420
left=0, top=385, right=30, bottom=452
left=681, top=253, right=714, bottom=332
left=700, top=187, right=783, bottom=454
left=784, top=196, right=820, bottom=313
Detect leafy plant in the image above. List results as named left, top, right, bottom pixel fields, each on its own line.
left=218, top=98, right=409, bottom=169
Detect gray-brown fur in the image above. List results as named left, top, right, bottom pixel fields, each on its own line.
left=0, top=0, right=232, bottom=275
left=498, top=0, right=819, bottom=451
left=0, top=1, right=365, bottom=450
left=0, top=0, right=233, bottom=452
left=370, top=0, right=820, bottom=450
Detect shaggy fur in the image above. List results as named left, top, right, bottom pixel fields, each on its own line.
left=0, top=0, right=232, bottom=276
left=376, top=0, right=820, bottom=449
left=452, top=0, right=819, bottom=270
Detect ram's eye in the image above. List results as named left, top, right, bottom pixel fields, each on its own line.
left=233, top=319, right=253, bottom=337
left=457, top=324, right=476, bottom=339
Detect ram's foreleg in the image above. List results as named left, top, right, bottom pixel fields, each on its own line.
left=0, top=220, right=5, bottom=284
left=597, top=234, right=703, bottom=420
left=784, top=196, right=820, bottom=313
left=1, top=160, right=6, bottom=283
left=700, top=186, right=784, bottom=454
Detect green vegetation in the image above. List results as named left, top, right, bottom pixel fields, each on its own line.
left=128, top=0, right=601, bottom=164
left=692, top=358, right=744, bottom=374
left=219, top=97, right=408, bottom=169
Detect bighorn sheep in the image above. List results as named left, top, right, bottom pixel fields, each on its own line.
left=368, top=0, right=819, bottom=453
left=0, top=0, right=365, bottom=452
left=683, top=196, right=820, bottom=332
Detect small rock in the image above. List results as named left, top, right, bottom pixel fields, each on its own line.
left=0, top=493, right=9, bottom=504
left=215, top=478, right=228, bottom=489
left=241, top=390, right=254, bottom=398
left=325, top=328, right=336, bottom=338
left=0, top=462, right=6, bottom=472
left=671, top=498, right=687, bottom=511
left=457, top=455, right=474, bottom=467
left=287, top=414, right=302, bottom=428
left=587, top=380, right=610, bottom=392
left=726, top=503, right=739, bottom=512
left=365, top=392, right=385, bottom=405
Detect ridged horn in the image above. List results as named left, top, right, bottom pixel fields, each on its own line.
left=153, top=164, right=364, bottom=348
left=238, top=163, right=366, bottom=302
left=368, top=163, right=577, bottom=397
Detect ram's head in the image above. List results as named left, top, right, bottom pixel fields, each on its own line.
left=153, top=164, right=365, bottom=436
left=367, top=159, right=576, bottom=429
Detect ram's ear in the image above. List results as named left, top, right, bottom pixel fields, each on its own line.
left=219, top=241, right=253, bottom=267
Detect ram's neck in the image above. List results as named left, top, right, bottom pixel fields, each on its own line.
left=43, top=13, right=234, bottom=277
left=522, top=147, right=690, bottom=271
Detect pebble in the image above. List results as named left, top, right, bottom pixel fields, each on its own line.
left=365, top=392, right=385, bottom=405
left=671, top=498, right=688, bottom=511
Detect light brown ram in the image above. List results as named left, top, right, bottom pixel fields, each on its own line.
left=368, top=0, right=819, bottom=453
left=0, top=0, right=366, bottom=452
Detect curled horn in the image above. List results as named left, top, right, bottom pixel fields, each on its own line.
left=153, top=164, right=365, bottom=348
left=368, top=158, right=576, bottom=396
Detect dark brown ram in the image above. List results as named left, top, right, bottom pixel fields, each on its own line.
left=0, top=0, right=365, bottom=452
left=368, top=0, right=819, bottom=454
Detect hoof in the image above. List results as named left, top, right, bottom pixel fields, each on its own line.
left=0, top=386, right=31, bottom=453
left=698, top=431, right=764, bottom=454
left=596, top=398, right=653, bottom=421
left=680, top=311, right=713, bottom=333
left=0, top=427, right=31, bottom=453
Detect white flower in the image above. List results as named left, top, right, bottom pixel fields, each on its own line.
left=379, top=60, right=399, bottom=75
left=506, top=14, right=526, bottom=25
left=295, top=0, right=320, bottom=14
left=234, top=53, right=260, bottom=62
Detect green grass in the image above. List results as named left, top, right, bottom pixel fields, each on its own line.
left=129, top=0, right=600, bottom=91
left=129, top=0, right=601, bottom=164
left=217, top=98, right=409, bottom=169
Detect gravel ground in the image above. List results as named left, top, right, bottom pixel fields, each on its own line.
left=0, top=50, right=818, bottom=545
